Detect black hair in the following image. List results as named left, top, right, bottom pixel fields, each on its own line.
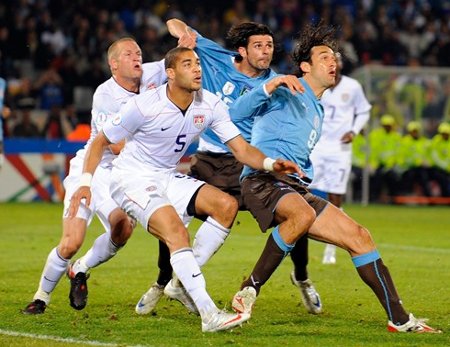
left=292, top=21, right=338, bottom=76
left=225, top=22, right=274, bottom=62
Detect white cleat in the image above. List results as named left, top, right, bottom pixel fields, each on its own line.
left=290, top=272, right=322, bottom=314
left=164, top=279, right=199, bottom=314
left=231, top=286, right=257, bottom=315
left=135, top=283, right=164, bottom=315
left=388, top=313, right=442, bottom=333
left=201, top=310, right=250, bottom=332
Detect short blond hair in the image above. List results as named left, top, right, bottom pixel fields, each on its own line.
left=107, top=37, right=137, bottom=65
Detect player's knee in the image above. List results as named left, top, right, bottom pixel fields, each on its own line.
left=110, top=215, right=134, bottom=246
left=350, top=224, right=375, bottom=253
left=294, top=204, right=316, bottom=232
left=213, top=194, right=238, bottom=226
left=58, top=240, right=81, bottom=259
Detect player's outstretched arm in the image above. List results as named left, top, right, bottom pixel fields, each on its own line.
left=226, top=135, right=304, bottom=176
left=68, top=131, right=111, bottom=218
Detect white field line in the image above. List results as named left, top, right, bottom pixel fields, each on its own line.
left=0, top=329, right=151, bottom=347
left=378, top=243, right=450, bottom=254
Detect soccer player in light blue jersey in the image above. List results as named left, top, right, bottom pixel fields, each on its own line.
left=135, top=19, right=322, bottom=316
left=229, top=22, right=440, bottom=333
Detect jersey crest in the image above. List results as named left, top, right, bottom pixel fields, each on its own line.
left=193, top=115, right=205, bottom=129
left=222, top=81, right=235, bottom=96
left=341, top=93, right=350, bottom=102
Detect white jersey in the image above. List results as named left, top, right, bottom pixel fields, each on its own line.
left=63, top=60, right=166, bottom=222
left=310, top=75, right=371, bottom=194
left=73, top=60, right=167, bottom=169
left=313, top=75, right=371, bottom=154
left=104, top=84, right=241, bottom=173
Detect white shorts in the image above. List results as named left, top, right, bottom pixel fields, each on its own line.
left=309, top=150, right=352, bottom=195
left=110, top=168, right=205, bottom=230
left=63, top=156, right=118, bottom=231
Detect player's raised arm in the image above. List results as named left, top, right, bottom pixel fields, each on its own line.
left=167, top=18, right=197, bottom=49
left=68, top=131, right=111, bottom=218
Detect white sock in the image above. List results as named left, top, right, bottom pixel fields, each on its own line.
left=170, top=248, right=217, bottom=319
left=34, top=247, right=69, bottom=304
left=76, top=232, right=120, bottom=272
left=193, top=217, right=230, bottom=268
left=324, top=244, right=337, bottom=256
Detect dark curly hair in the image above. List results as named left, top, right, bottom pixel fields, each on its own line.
left=225, top=22, right=274, bottom=63
left=292, top=21, right=339, bottom=76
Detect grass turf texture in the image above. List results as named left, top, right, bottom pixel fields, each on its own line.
left=0, top=202, right=449, bottom=347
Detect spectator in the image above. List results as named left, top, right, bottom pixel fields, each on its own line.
left=12, top=107, right=41, bottom=138
left=428, top=122, right=450, bottom=197
left=34, top=67, right=64, bottom=110
left=41, top=105, right=65, bottom=139
left=66, top=112, right=90, bottom=143
left=398, top=121, right=431, bottom=196
left=369, top=114, right=402, bottom=202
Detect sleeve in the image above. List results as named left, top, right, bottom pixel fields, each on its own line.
left=209, top=100, right=241, bottom=143
left=352, top=82, right=372, bottom=135
left=91, top=89, right=119, bottom=132
left=141, top=60, right=167, bottom=89
left=102, top=98, right=145, bottom=144
left=229, top=83, right=272, bottom=122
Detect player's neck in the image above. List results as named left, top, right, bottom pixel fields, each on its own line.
left=303, top=75, right=328, bottom=99
left=166, top=84, right=194, bottom=110
left=114, top=75, right=140, bottom=93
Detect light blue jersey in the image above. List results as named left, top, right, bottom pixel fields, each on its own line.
left=229, top=77, right=324, bottom=181
left=195, top=34, right=277, bottom=151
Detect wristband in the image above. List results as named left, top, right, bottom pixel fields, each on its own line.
left=263, top=157, right=276, bottom=172
left=80, top=173, right=93, bottom=187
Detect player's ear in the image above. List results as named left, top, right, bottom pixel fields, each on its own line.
left=300, top=61, right=311, bottom=74
left=109, top=58, right=118, bottom=71
left=237, top=46, right=247, bottom=59
left=166, top=67, right=175, bottom=80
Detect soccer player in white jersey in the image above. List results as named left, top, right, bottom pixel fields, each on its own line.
left=135, top=18, right=321, bottom=317
left=68, top=46, right=301, bottom=332
left=309, top=53, right=371, bottom=264
left=23, top=38, right=167, bottom=314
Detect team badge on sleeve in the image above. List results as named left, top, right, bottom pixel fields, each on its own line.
left=112, top=114, right=122, bottom=126
left=193, top=115, right=205, bottom=129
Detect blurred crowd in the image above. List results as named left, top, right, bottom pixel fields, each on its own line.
left=0, top=0, right=449, bottom=199
left=352, top=115, right=450, bottom=201
left=1, top=0, right=450, bottom=138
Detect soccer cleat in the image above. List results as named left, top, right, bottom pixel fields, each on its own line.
left=164, top=279, right=199, bottom=314
left=388, top=313, right=442, bottom=333
left=201, top=310, right=250, bottom=332
left=135, top=283, right=165, bottom=315
left=231, top=286, right=257, bottom=315
left=22, top=299, right=47, bottom=315
left=67, top=263, right=89, bottom=310
left=322, top=244, right=336, bottom=264
left=290, top=272, right=322, bottom=314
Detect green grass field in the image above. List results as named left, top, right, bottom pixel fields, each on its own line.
left=1, top=203, right=449, bottom=347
